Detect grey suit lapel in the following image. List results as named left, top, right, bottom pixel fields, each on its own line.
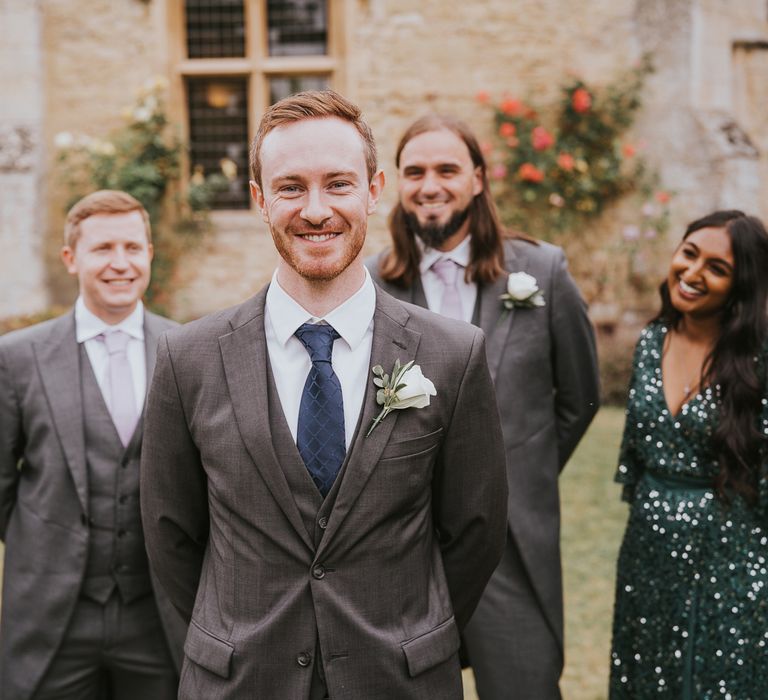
left=411, top=275, right=428, bottom=308
left=143, top=310, right=165, bottom=382
left=317, top=290, right=421, bottom=553
left=478, top=241, right=529, bottom=382
left=376, top=275, right=427, bottom=309
left=34, top=312, right=89, bottom=513
left=218, top=291, right=314, bottom=552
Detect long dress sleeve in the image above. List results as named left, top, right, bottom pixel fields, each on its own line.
left=757, top=345, right=768, bottom=520
left=614, top=328, right=649, bottom=502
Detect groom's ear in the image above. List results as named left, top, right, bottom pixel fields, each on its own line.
left=367, top=170, right=385, bottom=215
left=250, top=181, right=269, bottom=223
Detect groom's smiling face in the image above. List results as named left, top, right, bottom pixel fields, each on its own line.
left=251, top=116, right=383, bottom=284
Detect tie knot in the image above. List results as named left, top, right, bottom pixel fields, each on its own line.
left=431, top=257, right=462, bottom=286
left=295, top=323, right=340, bottom=364
left=100, top=330, right=130, bottom=355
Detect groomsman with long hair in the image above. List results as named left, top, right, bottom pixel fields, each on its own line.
left=368, top=114, right=600, bottom=699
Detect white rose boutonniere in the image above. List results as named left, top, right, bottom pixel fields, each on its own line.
left=500, top=271, right=546, bottom=310
left=366, top=359, right=437, bottom=437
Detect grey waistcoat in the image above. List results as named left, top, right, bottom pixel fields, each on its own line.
left=79, top=345, right=152, bottom=604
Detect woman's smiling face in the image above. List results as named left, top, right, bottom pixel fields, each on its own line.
left=667, top=226, right=735, bottom=319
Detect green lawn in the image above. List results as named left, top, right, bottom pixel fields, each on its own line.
left=560, top=406, right=626, bottom=699
left=464, top=406, right=628, bottom=700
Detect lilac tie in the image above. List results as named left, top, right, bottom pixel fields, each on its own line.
left=101, top=331, right=138, bottom=446
left=431, top=257, right=464, bottom=320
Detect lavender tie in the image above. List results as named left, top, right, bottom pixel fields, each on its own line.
left=431, top=257, right=464, bottom=321
left=101, top=331, right=138, bottom=446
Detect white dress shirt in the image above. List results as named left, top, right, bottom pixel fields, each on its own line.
left=418, top=235, right=478, bottom=323
left=264, top=269, right=376, bottom=449
left=75, top=297, right=147, bottom=415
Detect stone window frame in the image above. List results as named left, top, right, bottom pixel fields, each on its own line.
left=166, top=0, right=350, bottom=213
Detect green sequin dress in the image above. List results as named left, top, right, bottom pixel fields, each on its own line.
left=610, top=322, right=768, bottom=699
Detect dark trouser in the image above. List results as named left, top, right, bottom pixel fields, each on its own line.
left=463, top=536, right=562, bottom=700
left=34, top=592, right=177, bottom=700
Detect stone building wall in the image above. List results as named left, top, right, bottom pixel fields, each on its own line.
left=0, top=0, right=48, bottom=318
left=40, top=0, right=170, bottom=304
left=2, top=0, right=767, bottom=321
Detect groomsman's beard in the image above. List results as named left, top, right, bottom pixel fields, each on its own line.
left=405, top=206, right=471, bottom=249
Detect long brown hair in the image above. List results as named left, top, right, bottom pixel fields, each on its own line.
left=655, top=210, right=768, bottom=504
left=379, top=114, right=512, bottom=288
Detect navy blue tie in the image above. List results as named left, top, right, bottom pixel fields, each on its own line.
left=295, top=323, right=346, bottom=497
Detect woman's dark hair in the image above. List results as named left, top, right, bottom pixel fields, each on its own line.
left=656, top=209, right=768, bottom=504
left=379, top=114, right=510, bottom=288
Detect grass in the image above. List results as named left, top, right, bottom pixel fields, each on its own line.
left=464, top=406, right=628, bottom=700
left=560, top=406, right=626, bottom=699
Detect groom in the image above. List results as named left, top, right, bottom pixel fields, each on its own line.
left=140, top=90, right=507, bottom=700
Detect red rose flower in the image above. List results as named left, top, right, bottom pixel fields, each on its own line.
left=499, top=122, right=516, bottom=138
left=655, top=191, right=670, bottom=204
left=475, top=90, right=490, bottom=104
left=572, top=88, right=592, bottom=113
left=531, top=126, right=554, bottom=151
left=557, top=152, right=575, bottom=171
left=490, top=164, right=508, bottom=180
left=518, top=163, right=545, bottom=183
left=622, top=143, right=636, bottom=158
left=500, top=98, right=524, bottom=116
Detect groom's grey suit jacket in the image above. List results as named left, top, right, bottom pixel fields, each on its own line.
left=369, top=237, right=599, bottom=652
left=140, top=285, right=507, bottom=700
left=0, top=310, right=187, bottom=699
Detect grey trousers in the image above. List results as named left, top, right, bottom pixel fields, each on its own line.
left=463, top=535, right=562, bottom=700
left=34, top=592, right=177, bottom=700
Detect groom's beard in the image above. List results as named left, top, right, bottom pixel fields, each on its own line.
left=404, top=205, right=471, bottom=250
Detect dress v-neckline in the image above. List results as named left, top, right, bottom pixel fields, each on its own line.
left=658, top=325, right=709, bottom=420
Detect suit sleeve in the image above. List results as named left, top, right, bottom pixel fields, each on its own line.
left=549, top=248, right=600, bottom=469
left=432, top=329, right=508, bottom=630
left=0, top=344, right=23, bottom=540
left=140, top=333, right=209, bottom=623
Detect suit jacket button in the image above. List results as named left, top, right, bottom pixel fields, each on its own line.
left=297, top=652, right=312, bottom=667
left=312, top=565, right=325, bottom=580
left=318, top=517, right=328, bottom=529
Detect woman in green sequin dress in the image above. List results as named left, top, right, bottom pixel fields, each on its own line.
left=610, top=211, right=768, bottom=699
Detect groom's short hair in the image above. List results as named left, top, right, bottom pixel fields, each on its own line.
left=249, top=90, right=377, bottom=188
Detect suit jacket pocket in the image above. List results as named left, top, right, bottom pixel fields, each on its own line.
left=379, top=427, right=443, bottom=461
left=184, top=620, right=234, bottom=678
left=401, top=616, right=460, bottom=678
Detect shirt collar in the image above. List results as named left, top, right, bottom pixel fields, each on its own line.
left=266, top=268, right=376, bottom=351
left=74, top=297, right=145, bottom=343
left=418, top=233, right=472, bottom=274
